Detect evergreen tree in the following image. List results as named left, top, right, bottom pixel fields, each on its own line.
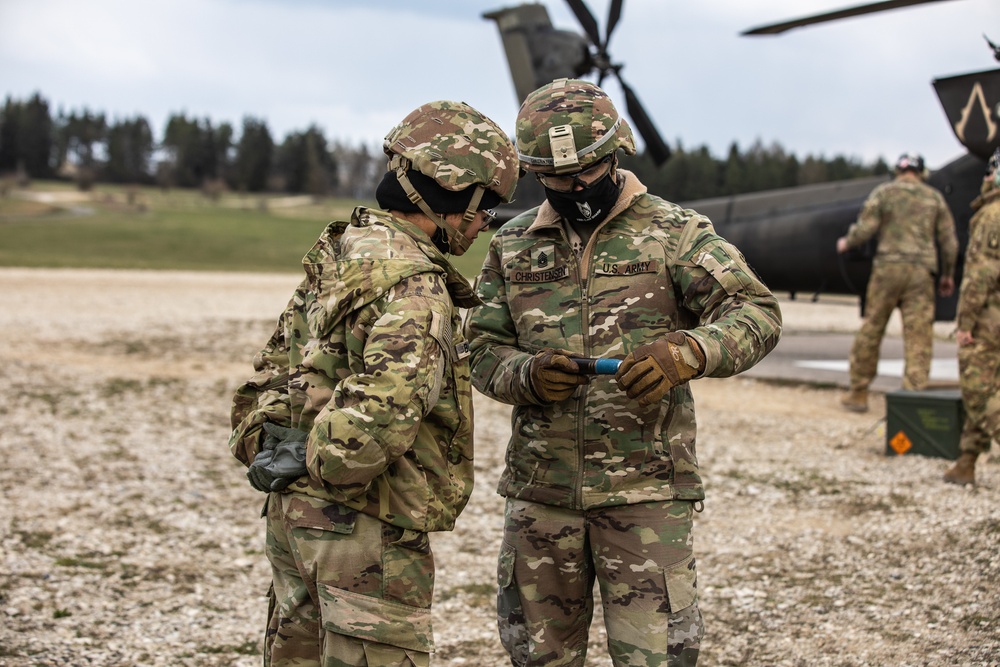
left=161, top=114, right=231, bottom=188
left=104, top=116, right=154, bottom=183
left=274, top=125, right=337, bottom=195
left=0, top=93, right=55, bottom=178
left=234, top=116, right=273, bottom=192
left=56, top=108, right=107, bottom=169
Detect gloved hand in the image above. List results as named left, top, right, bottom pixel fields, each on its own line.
left=247, top=423, right=308, bottom=493
left=615, top=332, right=706, bottom=407
left=529, top=348, right=590, bottom=402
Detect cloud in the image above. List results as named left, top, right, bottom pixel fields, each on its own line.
left=2, top=0, right=997, bottom=166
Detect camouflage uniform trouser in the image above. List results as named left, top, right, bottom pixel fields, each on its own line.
left=497, top=498, right=703, bottom=667
left=264, top=492, right=434, bottom=667
left=958, top=339, right=1000, bottom=455
left=850, top=263, right=936, bottom=392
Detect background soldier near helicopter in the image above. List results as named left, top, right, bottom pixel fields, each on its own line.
left=228, top=100, right=518, bottom=666
left=944, top=148, right=1000, bottom=486
left=836, top=152, right=958, bottom=412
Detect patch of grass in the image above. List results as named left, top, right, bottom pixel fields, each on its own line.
left=960, top=612, right=1000, bottom=630
left=974, top=518, right=1000, bottom=535
left=197, top=639, right=258, bottom=655
left=438, top=582, right=495, bottom=605
left=0, top=182, right=493, bottom=278
left=755, top=377, right=840, bottom=391
left=101, top=377, right=144, bottom=398
left=842, top=492, right=911, bottom=515
left=24, top=390, right=61, bottom=412
left=14, top=529, right=54, bottom=549
left=55, top=557, right=107, bottom=570
left=717, top=469, right=861, bottom=498
left=53, top=609, right=72, bottom=619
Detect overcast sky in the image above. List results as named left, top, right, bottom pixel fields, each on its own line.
left=2, top=0, right=997, bottom=168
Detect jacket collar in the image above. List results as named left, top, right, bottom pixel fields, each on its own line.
left=972, top=187, right=1000, bottom=212
left=526, top=169, right=648, bottom=234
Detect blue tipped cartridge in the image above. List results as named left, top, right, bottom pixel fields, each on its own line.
left=573, top=358, right=622, bottom=375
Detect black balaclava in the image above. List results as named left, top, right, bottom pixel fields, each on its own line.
left=544, top=168, right=622, bottom=228
left=375, top=170, right=502, bottom=254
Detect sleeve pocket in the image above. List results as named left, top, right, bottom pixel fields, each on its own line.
left=424, top=310, right=450, bottom=412
left=318, top=583, right=434, bottom=653
left=694, top=243, right=753, bottom=296
left=470, top=346, right=504, bottom=392
left=663, top=554, right=698, bottom=613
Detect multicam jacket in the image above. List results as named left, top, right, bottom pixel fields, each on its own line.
left=229, top=207, right=478, bottom=533
left=844, top=177, right=958, bottom=277
left=958, top=188, right=1000, bottom=345
left=465, top=171, right=782, bottom=509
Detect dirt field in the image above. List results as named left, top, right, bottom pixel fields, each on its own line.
left=0, top=268, right=996, bottom=666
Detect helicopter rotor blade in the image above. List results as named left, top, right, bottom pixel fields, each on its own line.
left=742, top=0, right=957, bottom=36
left=985, top=34, right=1000, bottom=63
left=565, top=0, right=603, bottom=48
left=617, top=76, right=671, bottom=166
left=605, top=0, right=623, bottom=49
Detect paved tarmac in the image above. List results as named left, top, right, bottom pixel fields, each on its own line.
left=742, top=331, right=959, bottom=393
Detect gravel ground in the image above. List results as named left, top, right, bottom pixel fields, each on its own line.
left=0, top=267, right=996, bottom=667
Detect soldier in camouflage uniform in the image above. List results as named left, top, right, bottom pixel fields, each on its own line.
left=228, top=100, right=518, bottom=666
left=464, top=79, right=782, bottom=667
left=944, top=148, right=1000, bottom=486
left=836, top=153, right=958, bottom=412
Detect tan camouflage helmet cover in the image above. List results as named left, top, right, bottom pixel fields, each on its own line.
left=383, top=100, right=519, bottom=203
left=516, top=78, right=636, bottom=175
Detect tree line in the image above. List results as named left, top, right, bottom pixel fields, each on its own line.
left=0, top=92, right=889, bottom=201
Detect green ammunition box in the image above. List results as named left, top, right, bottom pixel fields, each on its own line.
left=885, top=389, right=964, bottom=460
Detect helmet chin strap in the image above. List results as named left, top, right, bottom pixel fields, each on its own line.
left=389, top=155, right=483, bottom=255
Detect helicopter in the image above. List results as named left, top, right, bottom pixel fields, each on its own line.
left=484, top=0, right=1000, bottom=320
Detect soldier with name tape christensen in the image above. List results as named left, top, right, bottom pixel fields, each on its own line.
left=465, top=79, right=782, bottom=667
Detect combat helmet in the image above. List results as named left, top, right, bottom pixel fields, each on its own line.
left=516, top=78, right=636, bottom=175
left=382, top=100, right=518, bottom=254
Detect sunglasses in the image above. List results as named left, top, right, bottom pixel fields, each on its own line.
left=479, top=208, right=498, bottom=231
left=535, top=155, right=614, bottom=193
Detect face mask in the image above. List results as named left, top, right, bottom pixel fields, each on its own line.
left=544, top=171, right=622, bottom=226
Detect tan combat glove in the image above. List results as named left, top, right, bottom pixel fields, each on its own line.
left=615, top=332, right=706, bottom=406
left=529, top=348, right=590, bottom=402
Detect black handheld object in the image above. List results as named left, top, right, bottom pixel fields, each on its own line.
left=573, top=358, right=622, bottom=375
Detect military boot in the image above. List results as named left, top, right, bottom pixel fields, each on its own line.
left=943, top=452, right=978, bottom=486
left=840, top=389, right=869, bottom=413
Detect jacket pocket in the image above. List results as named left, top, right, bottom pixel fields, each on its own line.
left=317, top=583, right=434, bottom=653
left=285, top=495, right=356, bottom=534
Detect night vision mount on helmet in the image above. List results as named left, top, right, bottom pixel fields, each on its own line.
left=515, top=78, right=636, bottom=175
